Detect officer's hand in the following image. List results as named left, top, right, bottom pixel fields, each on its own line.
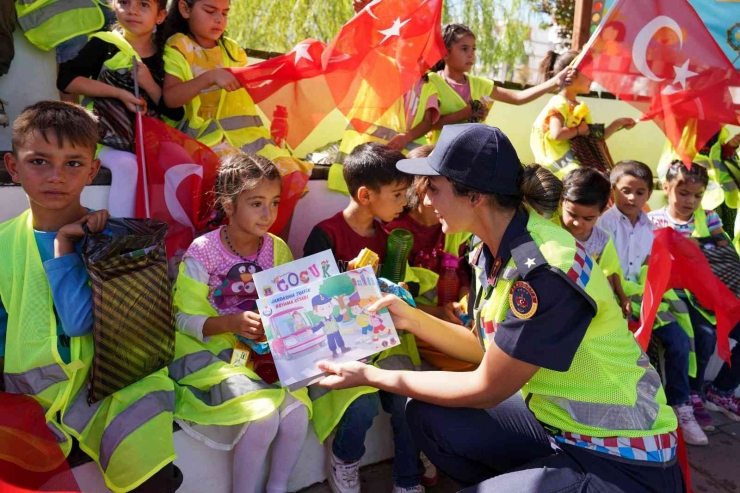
left=233, top=311, right=264, bottom=339
left=318, top=360, right=372, bottom=389
left=366, top=294, right=419, bottom=333
left=210, top=69, right=242, bottom=92
left=55, top=210, right=110, bottom=257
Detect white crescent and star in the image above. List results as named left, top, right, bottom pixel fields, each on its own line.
left=631, top=15, right=698, bottom=91
left=361, top=0, right=383, bottom=19
left=292, top=43, right=313, bottom=64
left=378, top=17, right=410, bottom=44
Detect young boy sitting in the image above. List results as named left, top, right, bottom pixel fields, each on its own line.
left=558, top=168, right=630, bottom=317
left=598, top=160, right=707, bottom=445
left=0, top=101, right=182, bottom=492
left=303, top=142, right=424, bottom=493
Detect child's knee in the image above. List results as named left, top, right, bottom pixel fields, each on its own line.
left=346, top=392, right=381, bottom=426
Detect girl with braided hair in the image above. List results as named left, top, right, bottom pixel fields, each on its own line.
left=428, top=23, right=571, bottom=143
left=171, top=152, right=311, bottom=493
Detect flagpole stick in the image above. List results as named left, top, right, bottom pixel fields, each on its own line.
left=133, top=56, right=152, bottom=219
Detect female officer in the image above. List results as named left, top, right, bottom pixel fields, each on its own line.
left=318, top=124, right=684, bottom=492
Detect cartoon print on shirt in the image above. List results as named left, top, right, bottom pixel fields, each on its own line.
left=213, top=261, right=263, bottom=311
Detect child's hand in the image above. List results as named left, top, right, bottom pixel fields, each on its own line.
left=442, top=302, right=464, bottom=325
left=576, top=121, right=590, bottom=137
left=613, top=117, right=636, bottom=131
left=55, top=210, right=110, bottom=257
left=620, top=296, right=632, bottom=319
left=387, top=132, right=411, bottom=151
left=210, top=69, right=242, bottom=92
left=135, top=61, right=158, bottom=97
left=561, top=67, right=578, bottom=87
left=233, top=311, right=264, bottom=339
left=117, top=89, right=147, bottom=113
left=353, top=0, right=373, bottom=13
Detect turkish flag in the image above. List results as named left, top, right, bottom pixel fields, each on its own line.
left=578, top=0, right=740, bottom=165
left=135, top=115, right=219, bottom=260
left=230, top=0, right=445, bottom=149
left=0, top=393, right=81, bottom=492
left=631, top=228, right=740, bottom=364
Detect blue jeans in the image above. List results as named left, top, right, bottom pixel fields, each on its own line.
left=652, top=321, right=691, bottom=405
left=686, top=303, right=718, bottom=392
left=407, top=394, right=685, bottom=492
left=332, top=392, right=421, bottom=488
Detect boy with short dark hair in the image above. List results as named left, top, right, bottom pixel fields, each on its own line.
left=304, top=142, right=423, bottom=493
left=598, top=160, right=708, bottom=445
left=0, top=101, right=182, bottom=492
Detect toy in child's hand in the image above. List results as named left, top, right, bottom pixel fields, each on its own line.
left=235, top=335, right=271, bottom=355
left=378, top=278, right=417, bottom=308
left=353, top=248, right=380, bottom=271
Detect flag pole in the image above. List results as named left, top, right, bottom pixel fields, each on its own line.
left=133, top=56, right=151, bottom=219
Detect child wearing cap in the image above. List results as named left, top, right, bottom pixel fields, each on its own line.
left=303, top=142, right=424, bottom=493
left=312, top=293, right=351, bottom=359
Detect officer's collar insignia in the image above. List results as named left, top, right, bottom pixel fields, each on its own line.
left=509, top=281, right=538, bottom=319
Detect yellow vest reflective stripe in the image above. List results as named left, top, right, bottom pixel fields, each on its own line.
left=0, top=210, right=177, bottom=493
left=328, top=81, right=437, bottom=195
left=163, top=36, right=285, bottom=159
left=169, top=234, right=312, bottom=425
left=16, top=0, right=105, bottom=51
left=427, top=72, right=494, bottom=144
left=474, top=212, right=676, bottom=437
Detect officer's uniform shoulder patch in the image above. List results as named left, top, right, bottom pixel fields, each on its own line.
left=509, top=281, right=539, bottom=319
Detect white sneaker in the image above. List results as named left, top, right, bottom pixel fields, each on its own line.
left=325, top=436, right=360, bottom=493
left=674, top=403, right=709, bottom=446
left=392, top=486, right=425, bottom=493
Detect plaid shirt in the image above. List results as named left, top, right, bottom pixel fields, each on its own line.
left=555, top=431, right=678, bottom=463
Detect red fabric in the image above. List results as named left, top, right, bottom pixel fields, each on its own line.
left=0, top=393, right=80, bottom=492
left=270, top=169, right=309, bottom=236
left=135, top=115, right=219, bottom=259
left=229, top=0, right=445, bottom=149
left=318, top=212, right=388, bottom=272
left=631, top=228, right=740, bottom=364
left=675, top=427, right=693, bottom=493
left=577, top=0, right=740, bottom=166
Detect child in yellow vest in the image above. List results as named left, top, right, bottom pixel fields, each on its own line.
left=428, top=23, right=570, bottom=143
left=0, top=101, right=181, bottom=493
left=558, top=168, right=631, bottom=317
left=56, top=0, right=184, bottom=218
left=172, top=153, right=310, bottom=493
left=161, top=0, right=311, bottom=192
left=530, top=50, right=635, bottom=178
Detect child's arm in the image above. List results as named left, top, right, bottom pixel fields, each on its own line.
left=610, top=273, right=632, bottom=318
left=605, top=118, right=636, bottom=139
left=387, top=107, right=437, bottom=152
left=162, top=69, right=241, bottom=109
left=490, top=68, right=568, bottom=105
left=433, top=105, right=474, bottom=129
left=547, top=114, right=589, bottom=141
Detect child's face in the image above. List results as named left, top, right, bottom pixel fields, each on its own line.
left=112, top=0, right=166, bottom=37
left=422, top=176, right=472, bottom=234
left=367, top=180, right=409, bottom=222
left=223, top=178, right=281, bottom=238
left=445, top=35, right=476, bottom=73
left=569, top=70, right=592, bottom=95
left=613, top=175, right=651, bottom=220
left=664, top=180, right=705, bottom=221
left=350, top=304, right=362, bottom=316
left=5, top=131, right=100, bottom=215
left=179, top=0, right=229, bottom=47
left=561, top=200, right=602, bottom=242
left=314, top=303, right=332, bottom=318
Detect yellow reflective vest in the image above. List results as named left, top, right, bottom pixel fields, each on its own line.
left=427, top=72, right=494, bottom=144
left=0, top=210, right=177, bottom=493
left=474, top=211, right=676, bottom=438
left=170, top=234, right=312, bottom=427
left=16, top=0, right=105, bottom=51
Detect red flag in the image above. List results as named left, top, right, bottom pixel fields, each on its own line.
left=231, top=0, right=445, bottom=149
left=578, top=0, right=740, bottom=165
left=632, top=228, right=740, bottom=364
left=135, top=116, right=219, bottom=260
left=0, top=393, right=81, bottom=492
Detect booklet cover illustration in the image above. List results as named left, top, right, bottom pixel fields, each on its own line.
left=252, top=250, right=339, bottom=298
left=255, top=266, right=399, bottom=389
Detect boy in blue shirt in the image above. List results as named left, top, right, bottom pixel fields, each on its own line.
left=0, top=101, right=181, bottom=492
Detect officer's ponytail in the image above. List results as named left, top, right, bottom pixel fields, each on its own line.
left=520, top=164, right=562, bottom=217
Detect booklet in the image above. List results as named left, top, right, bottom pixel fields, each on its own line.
left=252, top=250, right=339, bottom=298
left=255, top=266, right=400, bottom=390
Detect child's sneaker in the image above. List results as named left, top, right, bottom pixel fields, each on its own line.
left=0, top=99, right=8, bottom=128
left=690, top=391, right=714, bottom=431
left=420, top=452, right=438, bottom=487
left=392, top=486, right=425, bottom=493
left=673, top=403, right=708, bottom=445
left=325, top=436, right=360, bottom=493
left=705, top=385, right=740, bottom=422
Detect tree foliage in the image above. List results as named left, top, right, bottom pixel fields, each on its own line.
left=525, top=0, right=574, bottom=46
left=228, top=0, right=532, bottom=79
